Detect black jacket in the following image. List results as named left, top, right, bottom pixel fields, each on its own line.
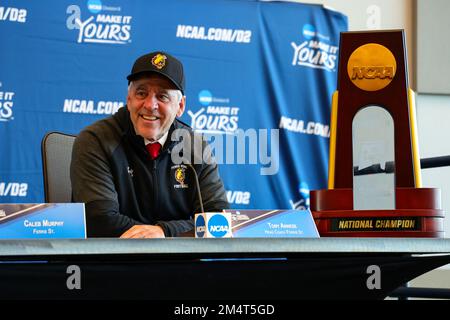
left=70, top=107, right=229, bottom=237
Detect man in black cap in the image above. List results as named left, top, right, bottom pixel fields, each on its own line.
left=70, top=51, right=229, bottom=238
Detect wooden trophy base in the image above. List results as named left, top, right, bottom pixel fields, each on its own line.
left=311, top=188, right=444, bottom=237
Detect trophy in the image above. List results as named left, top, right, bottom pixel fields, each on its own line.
left=311, top=30, right=444, bottom=237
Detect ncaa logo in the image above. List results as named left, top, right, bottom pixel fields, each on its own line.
left=302, top=24, right=316, bottom=40
left=209, top=214, right=230, bottom=238
left=195, top=215, right=206, bottom=238
left=87, top=0, right=102, bottom=13
left=198, top=90, right=212, bottom=106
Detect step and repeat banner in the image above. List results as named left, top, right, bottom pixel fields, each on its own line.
left=0, top=0, right=347, bottom=209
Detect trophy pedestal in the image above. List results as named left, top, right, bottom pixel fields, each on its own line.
left=311, top=188, right=444, bottom=237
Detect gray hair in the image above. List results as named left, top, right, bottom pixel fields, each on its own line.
left=128, top=81, right=183, bottom=102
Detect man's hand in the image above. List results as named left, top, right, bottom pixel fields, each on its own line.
left=120, top=225, right=165, bottom=238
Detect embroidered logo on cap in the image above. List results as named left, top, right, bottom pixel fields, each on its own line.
left=151, top=53, right=167, bottom=70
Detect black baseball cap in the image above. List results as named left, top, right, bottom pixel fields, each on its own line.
left=126, top=51, right=185, bottom=94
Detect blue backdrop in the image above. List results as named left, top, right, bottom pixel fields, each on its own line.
left=0, top=0, right=347, bottom=210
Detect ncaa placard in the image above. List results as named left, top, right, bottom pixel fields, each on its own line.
left=195, top=212, right=232, bottom=238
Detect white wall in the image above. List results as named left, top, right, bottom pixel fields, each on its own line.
left=416, top=93, right=450, bottom=284
left=297, top=0, right=414, bottom=84
left=298, top=0, right=412, bottom=31
left=417, top=94, right=450, bottom=235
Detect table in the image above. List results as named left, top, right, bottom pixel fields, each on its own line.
left=1, top=238, right=450, bottom=300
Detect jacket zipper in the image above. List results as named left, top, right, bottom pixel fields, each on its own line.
left=152, top=159, right=158, bottom=220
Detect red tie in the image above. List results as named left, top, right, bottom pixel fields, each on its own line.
left=146, top=142, right=161, bottom=160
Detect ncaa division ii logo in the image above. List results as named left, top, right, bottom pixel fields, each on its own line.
left=66, top=0, right=132, bottom=44
left=187, top=89, right=240, bottom=135
left=291, top=24, right=339, bottom=72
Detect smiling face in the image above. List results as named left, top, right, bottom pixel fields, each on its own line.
left=127, top=74, right=185, bottom=142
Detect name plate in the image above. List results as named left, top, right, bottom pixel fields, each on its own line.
left=0, top=203, right=86, bottom=239
left=228, top=209, right=320, bottom=238
left=194, top=209, right=319, bottom=238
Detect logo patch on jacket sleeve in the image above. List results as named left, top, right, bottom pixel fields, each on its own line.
left=172, top=165, right=189, bottom=189
left=127, top=166, right=134, bottom=178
